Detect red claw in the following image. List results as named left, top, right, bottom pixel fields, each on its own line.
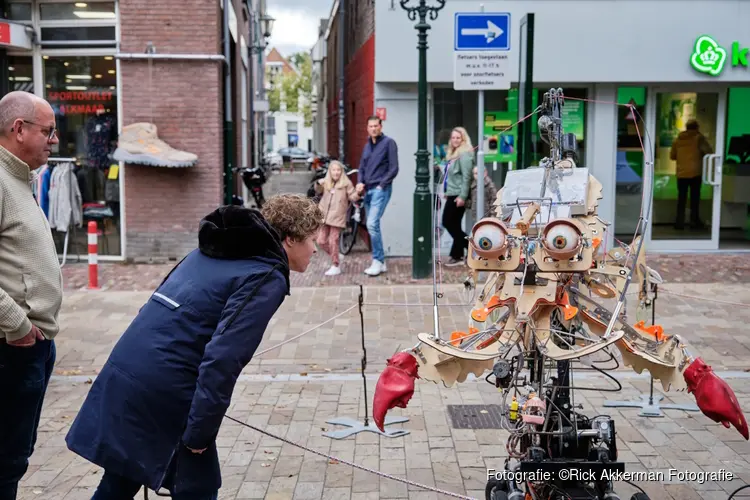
left=684, top=357, right=749, bottom=440
left=373, top=352, right=419, bottom=431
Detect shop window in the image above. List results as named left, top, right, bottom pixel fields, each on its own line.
left=531, top=88, right=587, bottom=166
left=38, top=1, right=116, bottom=46
left=7, top=2, right=32, bottom=21
left=721, top=87, right=750, bottom=244
left=614, top=86, right=647, bottom=243
left=8, top=56, right=33, bottom=93
left=42, top=55, right=120, bottom=257
left=287, top=121, right=298, bottom=147
left=432, top=87, right=510, bottom=252
left=40, top=2, right=116, bottom=21
left=40, top=26, right=117, bottom=43
left=432, top=87, right=512, bottom=188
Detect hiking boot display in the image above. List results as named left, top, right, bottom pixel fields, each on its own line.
left=112, top=122, right=198, bottom=168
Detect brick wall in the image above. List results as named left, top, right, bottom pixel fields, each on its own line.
left=344, top=35, right=375, bottom=171
left=325, top=10, right=340, bottom=159
left=326, top=0, right=375, bottom=168
left=346, top=0, right=374, bottom=56
left=120, top=0, right=223, bottom=261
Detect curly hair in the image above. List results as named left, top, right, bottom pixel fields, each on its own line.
left=261, top=193, right=323, bottom=241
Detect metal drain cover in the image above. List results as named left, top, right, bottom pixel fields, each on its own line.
left=447, top=404, right=504, bottom=429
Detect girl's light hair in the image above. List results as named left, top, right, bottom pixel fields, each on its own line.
left=445, top=126, right=474, bottom=160
left=322, top=160, right=353, bottom=191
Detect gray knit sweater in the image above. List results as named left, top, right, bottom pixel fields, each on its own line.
left=0, top=146, right=63, bottom=341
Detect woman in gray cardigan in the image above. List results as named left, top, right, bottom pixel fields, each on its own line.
left=441, top=127, right=474, bottom=266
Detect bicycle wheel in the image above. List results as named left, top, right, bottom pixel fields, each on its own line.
left=339, top=206, right=358, bottom=255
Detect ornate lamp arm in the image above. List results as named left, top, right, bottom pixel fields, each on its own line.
left=399, top=0, right=446, bottom=21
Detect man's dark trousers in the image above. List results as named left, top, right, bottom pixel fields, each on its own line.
left=0, top=339, right=56, bottom=500
left=676, top=175, right=703, bottom=228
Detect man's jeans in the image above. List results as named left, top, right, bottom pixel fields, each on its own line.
left=0, top=339, right=56, bottom=500
left=92, top=470, right=218, bottom=500
left=363, top=185, right=392, bottom=263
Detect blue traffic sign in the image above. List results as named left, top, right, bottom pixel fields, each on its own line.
left=454, top=12, right=510, bottom=51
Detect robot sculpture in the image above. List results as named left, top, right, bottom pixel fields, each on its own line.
left=372, top=89, right=748, bottom=500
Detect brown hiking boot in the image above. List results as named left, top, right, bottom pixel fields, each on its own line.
left=112, top=123, right=198, bottom=167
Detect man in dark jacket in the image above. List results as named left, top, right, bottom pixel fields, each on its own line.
left=669, top=119, right=712, bottom=229
left=355, top=116, right=398, bottom=277
left=65, top=194, right=323, bottom=499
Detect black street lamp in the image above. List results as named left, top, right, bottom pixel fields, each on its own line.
left=400, top=0, right=445, bottom=279
left=247, top=12, right=274, bottom=172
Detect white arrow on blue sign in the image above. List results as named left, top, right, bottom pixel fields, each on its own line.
left=454, top=12, right=510, bottom=51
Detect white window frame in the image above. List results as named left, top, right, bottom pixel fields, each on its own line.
left=37, top=0, right=117, bottom=47
left=10, top=0, right=126, bottom=260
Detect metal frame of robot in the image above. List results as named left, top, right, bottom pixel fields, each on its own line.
left=371, top=88, right=748, bottom=500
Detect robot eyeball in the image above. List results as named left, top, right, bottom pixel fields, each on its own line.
left=470, top=218, right=509, bottom=259
left=542, top=219, right=582, bottom=261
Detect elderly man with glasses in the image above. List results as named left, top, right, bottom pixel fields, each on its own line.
left=0, top=91, right=63, bottom=500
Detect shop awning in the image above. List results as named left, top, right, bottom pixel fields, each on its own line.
left=0, top=21, right=33, bottom=51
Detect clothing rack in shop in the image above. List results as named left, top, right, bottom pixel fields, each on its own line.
left=47, top=157, right=81, bottom=266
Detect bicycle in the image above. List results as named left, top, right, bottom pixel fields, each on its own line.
left=338, top=169, right=370, bottom=255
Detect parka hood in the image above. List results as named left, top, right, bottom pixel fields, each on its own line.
left=198, top=205, right=289, bottom=269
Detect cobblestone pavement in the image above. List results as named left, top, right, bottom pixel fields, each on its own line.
left=16, top=283, right=750, bottom=499
left=62, top=250, right=750, bottom=291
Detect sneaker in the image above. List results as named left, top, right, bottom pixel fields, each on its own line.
left=325, top=265, right=341, bottom=276
left=444, top=257, right=463, bottom=267
left=112, top=123, right=198, bottom=167
left=364, top=260, right=386, bottom=276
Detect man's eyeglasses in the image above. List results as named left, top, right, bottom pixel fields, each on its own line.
left=21, top=120, right=57, bottom=141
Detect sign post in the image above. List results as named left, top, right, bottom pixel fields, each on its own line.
left=454, top=10, right=511, bottom=221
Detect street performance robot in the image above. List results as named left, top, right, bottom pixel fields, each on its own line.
left=372, top=89, right=748, bottom=500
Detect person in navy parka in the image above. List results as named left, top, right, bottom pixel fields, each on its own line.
left=64, top=194, right=323, bottom=500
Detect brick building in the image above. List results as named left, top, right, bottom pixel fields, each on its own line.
left=323, top=0, right=375, bottom=170
left=0, top=0, right=273, bottom=262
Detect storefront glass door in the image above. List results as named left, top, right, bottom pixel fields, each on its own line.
left=645, top=87, right=726, bottom=251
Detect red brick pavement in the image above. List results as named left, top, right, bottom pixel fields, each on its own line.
left=62, top=249, right=750, bottom=291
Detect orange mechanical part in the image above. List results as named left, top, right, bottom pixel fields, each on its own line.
left=470, top=295, right=503, bottom=322
left=557, top=290, right=579, bottom=321
left=633, top=320, right=666, bottom=342
left=450, top=327, right=479, bottom=346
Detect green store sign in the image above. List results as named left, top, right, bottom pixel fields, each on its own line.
left=690, top=35, right=748, bottom=76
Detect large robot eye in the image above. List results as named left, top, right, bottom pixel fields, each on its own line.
left=542, top=220, right=582, bottom=260
left=470, top=218, right=509, bottom=259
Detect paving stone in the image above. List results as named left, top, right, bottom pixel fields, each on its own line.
left=21, top=281, right=750, bottom=499
left=293, top=481, right=324, bottom=500
left=236, top=481, right=268, bottom=499
left=60, top=253, right=750, bottom=291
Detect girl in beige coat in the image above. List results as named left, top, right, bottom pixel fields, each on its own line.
left=315, top=161, right=360, bottom=276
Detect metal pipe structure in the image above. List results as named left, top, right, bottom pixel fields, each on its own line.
left=114, top=53, right=226, bottom=61
left=248, top=8, right=256, bottom=169
left=337, top=0, right=346, bottom=162
left=222, top=0, right=235, bottom=205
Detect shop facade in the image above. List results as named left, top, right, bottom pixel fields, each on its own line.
left=372, top=0, right=750, bottom=256
left=1, top=0, right=269, bottom=262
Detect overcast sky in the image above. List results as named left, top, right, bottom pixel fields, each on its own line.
left=266, top=0, right=331, bottom=58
